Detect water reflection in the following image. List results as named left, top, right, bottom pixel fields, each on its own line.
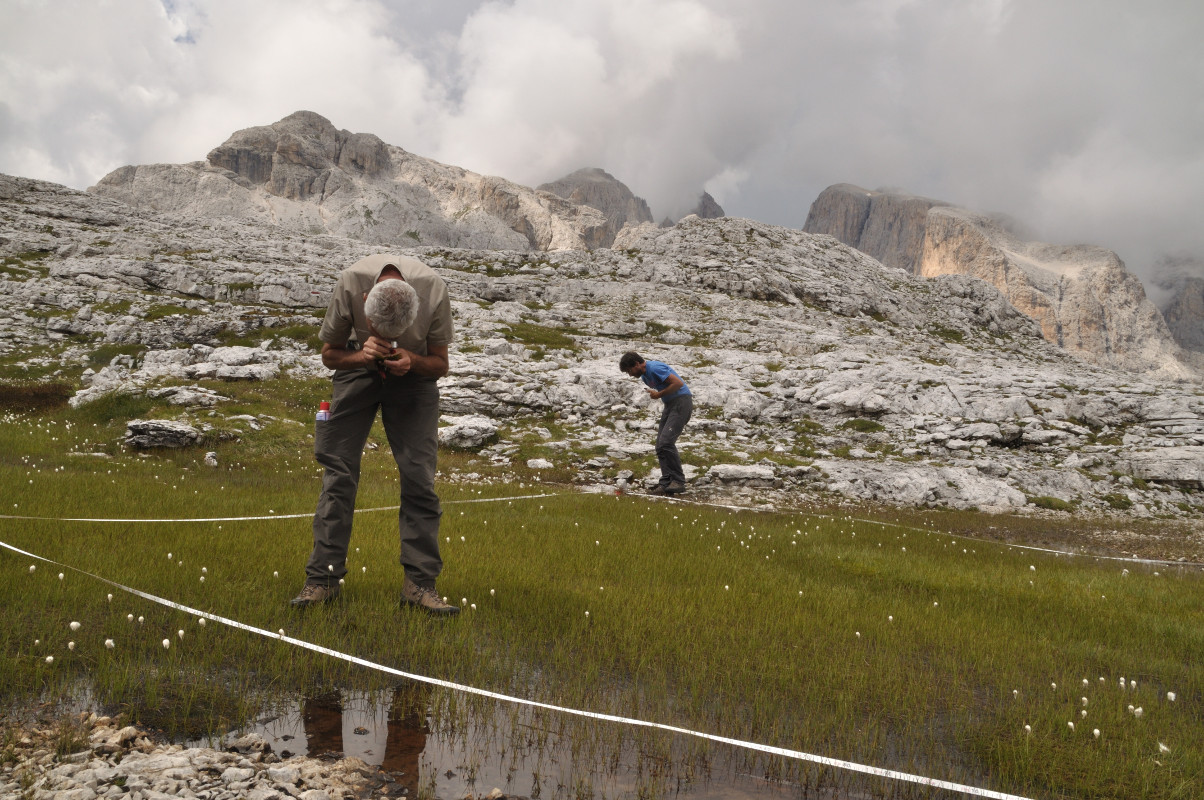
left=237, top=687, right=882, bottom=800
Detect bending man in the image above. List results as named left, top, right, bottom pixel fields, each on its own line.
left=291, top=253, right=458, bottom=615
left=620, top=351, right=693, bottom=496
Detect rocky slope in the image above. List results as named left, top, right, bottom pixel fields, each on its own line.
left=90, top=110, right=611, bottom=252
left=803, top=184, right=1195, bottom=378
left=2, top=173, right=1202, bottom=524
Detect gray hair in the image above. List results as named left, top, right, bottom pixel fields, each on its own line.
left=364, top=279, right=419, bottom=339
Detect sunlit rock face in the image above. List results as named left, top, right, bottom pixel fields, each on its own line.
left=918, top=207, right=1190, bottom=377
left=90, top=111, right=611, bottom=252
left=804, top=183, right=1195, bottom=378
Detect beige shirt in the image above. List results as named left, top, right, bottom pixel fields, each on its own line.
left=319, top=254, right=453, bottom=357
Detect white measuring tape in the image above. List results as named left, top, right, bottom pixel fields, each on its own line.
left=0, top=492, right=560, bottom=524
left=3, top=487, right=1194, bottom=568
left=0, top=535, right=1032, bottom=800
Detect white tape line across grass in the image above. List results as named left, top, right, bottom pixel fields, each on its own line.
left=0, top=492, right=560, bottom=523
left=652, top=493, right=1204, bottom=568
left=0, top=537, right=1033, bottom=800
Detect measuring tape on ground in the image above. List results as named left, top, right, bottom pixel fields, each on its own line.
left=1, top=535, right=1032, bottom=800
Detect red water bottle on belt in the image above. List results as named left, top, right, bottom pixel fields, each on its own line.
left=316, top=401, right=331, bottom=422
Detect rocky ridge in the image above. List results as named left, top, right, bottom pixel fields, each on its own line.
left=2, top=173, right=1202, bottom=524
left=803, top=183, right=1195, bottom=378
left=90, top=111, right=613, bottom=252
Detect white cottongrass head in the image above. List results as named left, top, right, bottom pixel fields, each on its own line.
left=58, top=573, right=64, bottom=581
left=28, top=565, right=35, bottom=573
left=127, top=614, right=134, bottom=622
left=177, top=629, right=185, bottom=639
left=1067, top=721, right=1075, bottom=731
left=1133, top=707, right=1143, bottom=718
left=45, top=655, right=54, bottom=664
left=69, top=621, right=80, bottom=631
left=104, top=639, right=114, bottom=649
left=1024, top=725, right=1031, bottom=734
left=198, top=618, right=206, bottom=627
left=67, top=642, right=75, bottom=651
left=1093, top=729, right=1100, bottom=739
left=162, top=639, right=170, bottom=649
left=1167, top=692, right=1176, bottom=702
left=1158, top=742, right=1170, bottom=753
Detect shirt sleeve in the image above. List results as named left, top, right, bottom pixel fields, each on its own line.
left=318, top=274, right=354, bottom=345
left=425, top=278, right=454, bottom=348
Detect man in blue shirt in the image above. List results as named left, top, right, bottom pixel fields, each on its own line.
left=620, top=351, right=693, bottom=495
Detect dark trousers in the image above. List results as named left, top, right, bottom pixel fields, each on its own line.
left=306, top=369, right=443, bottom=588
left=656, top=393, right=693, bottom=486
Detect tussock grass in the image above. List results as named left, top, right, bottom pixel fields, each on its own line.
left=0, top=400, right=1201, bottom=799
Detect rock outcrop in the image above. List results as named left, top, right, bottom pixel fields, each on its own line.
left=804, top=183, right=1195, bottom=377
left=90, top=111, right=611, bottom=252
left=537, top=167, right=654, bottom=246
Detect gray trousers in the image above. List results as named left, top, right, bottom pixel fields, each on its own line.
left=306, top=369, right=443, bottom=588
left=656, top=393, right=693, bottom=486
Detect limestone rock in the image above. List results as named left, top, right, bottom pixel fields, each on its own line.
left=438, top=414, right=499, bottom=449
left=125, top=419, right=203, bottom=449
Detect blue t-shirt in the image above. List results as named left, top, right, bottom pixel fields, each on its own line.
left=641, top=360, right=691, bottom=399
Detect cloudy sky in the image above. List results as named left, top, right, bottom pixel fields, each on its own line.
left=2, top=0, right=1202, bottom=286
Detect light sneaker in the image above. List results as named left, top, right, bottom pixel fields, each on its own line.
left=401, top=578, right=460, bottom=616
left=289, top=582, right=341, bottom=608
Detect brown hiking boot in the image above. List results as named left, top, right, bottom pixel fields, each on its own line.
left=666, top=480, right=687, bottom=495
left=289, top=582, right=341, bottom=608
left=400, top=578, right=460, bottom=616
left=649, top=484, right=668, bottom=496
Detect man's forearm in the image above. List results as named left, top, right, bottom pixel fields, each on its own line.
left=321, top=344, right=369, bottom=371
left=405, top=350, right=448, bottom=378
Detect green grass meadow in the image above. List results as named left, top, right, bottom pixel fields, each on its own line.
left=0, top=380, right=1202, bottom=799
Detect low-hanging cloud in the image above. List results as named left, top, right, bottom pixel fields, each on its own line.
left=1, top=0, right=1202, bottom=284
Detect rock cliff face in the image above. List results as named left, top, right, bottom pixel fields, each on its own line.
left=689, top=191, right=725, bottom=220
left=805, top=184, right=1194, bottom=377
left=536, top=167, right=654, bottom=246
left=90, top=111, right=610, bottom=252
left=919, top=208, right=1191, bottom=377
left=802, top=183, right=947, bottom=273
left=3, top=172, right=1201, bottom=522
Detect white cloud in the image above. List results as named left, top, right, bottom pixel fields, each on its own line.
left=0, top=0, right=1202, bottom=281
